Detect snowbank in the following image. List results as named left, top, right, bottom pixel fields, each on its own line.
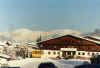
left=54, top=59, right=90, bottom=66
left=7, top=58, right=90, bottom=68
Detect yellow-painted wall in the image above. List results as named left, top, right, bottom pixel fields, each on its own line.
left=32, top=49, right=43, bottom=58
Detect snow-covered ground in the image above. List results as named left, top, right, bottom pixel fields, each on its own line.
left=6, top=58, right=90, bottom=68
left=54, top=59, right=90, bottom=67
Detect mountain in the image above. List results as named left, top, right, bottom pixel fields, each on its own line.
left=44, top=29, right=81, bottom=40
left=86, top=29, right=100, bottom=36
left=0, top=29, right=82, bottom=42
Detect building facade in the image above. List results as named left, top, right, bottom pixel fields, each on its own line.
left=38, top=35, right=100, bottom=60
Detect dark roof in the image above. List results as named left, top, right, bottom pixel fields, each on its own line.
left=38, top=34, right=100, bottom=45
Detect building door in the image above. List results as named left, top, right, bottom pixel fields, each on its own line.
left=62, top=51, right=76, bottom=58
left=72, top=51, right=76, bottom=55
left=62, top=51, right=67, bottom=57
left=67, top=51, right=71, bottom=55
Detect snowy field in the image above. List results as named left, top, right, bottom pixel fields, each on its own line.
left=7, top=58, right=90, bottom=68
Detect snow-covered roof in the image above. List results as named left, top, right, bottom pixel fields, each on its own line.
left=0, top=41, right=8, bottom=46
left=0, top=54, right=11, bottom=59
left=38, top=34, right=100, bottom=44
left=27, top=42, right=37, bottom=45
left=70, top=34, right=100, bottom=44
left=83, top=38, right=100, bottom=44
left=89, top=36, right=100, bottom=40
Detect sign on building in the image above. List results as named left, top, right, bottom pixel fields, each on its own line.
left=61, top=48, right=77, bottom=51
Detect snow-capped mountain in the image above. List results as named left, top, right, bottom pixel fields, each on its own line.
left=85, top=29, right=100, bottom=37
left=43, top=29, right=81, bottom=40
left=0, top=29, right=82, bottom=42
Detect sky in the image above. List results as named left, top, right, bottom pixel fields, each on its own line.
left=0, top=0, right=100, bottom=33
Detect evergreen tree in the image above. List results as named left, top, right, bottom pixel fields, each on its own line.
left=36, top=35, right=42, bottom=42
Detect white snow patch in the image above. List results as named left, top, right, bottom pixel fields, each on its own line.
left=7, top=58, right=90, bottom=68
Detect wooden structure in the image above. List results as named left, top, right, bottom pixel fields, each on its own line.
left=37, top=35, right=100, bottom=59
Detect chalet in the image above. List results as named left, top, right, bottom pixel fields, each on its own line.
left=37, top=34, right=100, bottom=59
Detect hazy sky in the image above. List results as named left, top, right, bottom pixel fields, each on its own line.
left=0, top=0, right=100, bottom=33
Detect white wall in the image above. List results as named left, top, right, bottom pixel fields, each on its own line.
left=76, top=51, right=100, bottom=58
left=0, top=46, right=4, bottom=54
left=41, top=49, right=100, bottom=59
left=41, top=50, right=61, bottom=58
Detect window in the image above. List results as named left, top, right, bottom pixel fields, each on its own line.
left=53, top=52, right=56, bottom=55
left=82, top=53, right=85, bottom=55
left=48, top=52, right=51, bottom=55
left=88, top=53, right=90, bottom=55
left=78, top=52, right=80, bottom=55
left=92, top=53, right=95, bottom=56
left=57, top=52, right=60, bottom=55
left=96, top=53, right=99, bottom=55
left=72, top=51, right=76, bottom=55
